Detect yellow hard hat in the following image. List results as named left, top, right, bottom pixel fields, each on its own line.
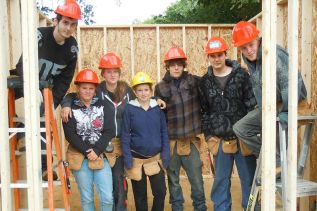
left=131, top=71, right=153, bottom=88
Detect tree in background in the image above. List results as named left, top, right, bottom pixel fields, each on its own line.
left=144, top=0, right=261, bottom=24
left=37, top=0, right=95, bottom=25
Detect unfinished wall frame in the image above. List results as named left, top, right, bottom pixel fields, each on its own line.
left=250, top=0, right=317, bottom=209
left=77, top=24, right=235, bottom=85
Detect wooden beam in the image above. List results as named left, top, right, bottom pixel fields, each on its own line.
left=256, top=17, right=263, bottom=34
left=103, top=27, right=107, bottom=53
left=208, top=25, right=211, bottom=39
left=182, top=26, right=186, bottom=53
left=79, top=23, right=235, bottom=29
left=0, top=0, right=12, bottom=210
left=249, top=12, right=263, bottom=24
left=8, top=0, right=21, bottom=69
left=20, top=0, right=43, bottom=210
left=77, top=27, right=82, bottom=70
left=156, top=26, right=161, bottom=82
left=130, top=26, right=135, bottom=76
left=261, top=0, right=277, bottom=210
left=300, top=0, right=313, bottom=210
left=287, top=0, right=299, bottom=210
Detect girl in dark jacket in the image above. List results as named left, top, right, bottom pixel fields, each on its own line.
left=63, top=68, right=114, bottom=211
left=62, top=52, right=135, bottom=211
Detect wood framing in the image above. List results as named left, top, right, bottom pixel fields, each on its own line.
left=77, top=24, right=235, bottom=85
left=20, top=1, right=43, bottom=210
left=287, top=0, right=299, bottom=210
left=0, top=0, right=12, bottom=210
left=261, top=0, right=277, bottom=210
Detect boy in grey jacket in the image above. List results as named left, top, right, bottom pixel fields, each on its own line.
left=231, top=21, right=307, bottom=158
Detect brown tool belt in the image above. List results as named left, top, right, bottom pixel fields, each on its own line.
left=207, top=136, right=238, bottom=155
left=105, top=137, right=122, bottom=167
left=124, top=154, right=162, bottom=181
left=170, top=136, right=201, bottom=156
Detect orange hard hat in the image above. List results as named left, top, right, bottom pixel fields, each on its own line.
left=164, top=47, right=187, bottom=62
left=205, top=36, right=229, bottom=54
left=232, top=21, right=260, bottom=47
left=99, top=52, right=123, bottom=69
left=55, top=0, right=81, bottom=20
left=74, top=68, right=99, bottom=85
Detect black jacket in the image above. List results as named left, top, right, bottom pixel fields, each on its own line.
left=62, top=81, right=136, bottom=138
left=62, top=97, right=114, bottom=157
left=16, top=27, right=78, bottom=107
left=198, top=60, right=257, bottom=140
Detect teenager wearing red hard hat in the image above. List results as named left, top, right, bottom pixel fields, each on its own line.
left=232, top=21, right=307, bottom=172
left=10, top=0, right=82, bottom=181
left=63, top=68, right=115, bottom=210
left=199, top=36, right=257, bottom=210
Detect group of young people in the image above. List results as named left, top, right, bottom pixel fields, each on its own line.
left=13, top=0, right=307, bottom=210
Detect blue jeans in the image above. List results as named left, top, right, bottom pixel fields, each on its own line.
left=211, top=142, right=256, bottom=211
left=167, top=142, right=206, bottom=211
left=72, top=159, right=113, bottom=211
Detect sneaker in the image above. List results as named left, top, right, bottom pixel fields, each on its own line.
left=42, top=170, right=58, bottom=181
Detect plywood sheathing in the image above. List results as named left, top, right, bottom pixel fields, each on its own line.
left=80, top=28, right=104, bottom=73
left=106, top=28, right=132, bottom=83
left=185, top=27, right=208, bottom=77
left=310, top=0, right=317, bottom=203
left=159, top=27, right=183, bottom=78
left=133, top=28, right=157, bottom=82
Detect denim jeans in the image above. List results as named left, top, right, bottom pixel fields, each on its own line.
left=131, top=167, right=166, bottom=211
left=72, top=159, right=113, bottom=211
left=167, top=142, right=206, bottom=211
left=112, top=156, right=128, bottom=211
left=211, top=142, right=256, bottom=211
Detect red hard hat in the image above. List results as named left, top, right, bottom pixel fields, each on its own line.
left=55, top=0, right=81, bottom=20
left=205, top=36, right=229, bottom=54
left=232, top=21, right=260, bottom=47
left=74, top=68, right=99, bottom=85
left=99, top=52, right=123, bottom=69
left=164, top=47, right=187, bottom=62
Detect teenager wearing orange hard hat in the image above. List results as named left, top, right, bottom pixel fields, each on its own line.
left=63, top=68, right=115, bottom=210
left=61, top=52, right=134, bottom=210
left=155, top=46, right=207, bottom=210
left=199, top=36, right=257, bottom=210
left=232, top=21, right=307, bottom=169
left=10, top=0, right=82, bottom=181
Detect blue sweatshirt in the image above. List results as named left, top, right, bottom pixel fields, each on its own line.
left=121, top=99, right=170, bottom=169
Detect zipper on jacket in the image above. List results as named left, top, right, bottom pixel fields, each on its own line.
left=105, top=94, right=123, bottom=137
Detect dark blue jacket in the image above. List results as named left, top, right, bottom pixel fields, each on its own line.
left=121, top=99, right=170, bottom=169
